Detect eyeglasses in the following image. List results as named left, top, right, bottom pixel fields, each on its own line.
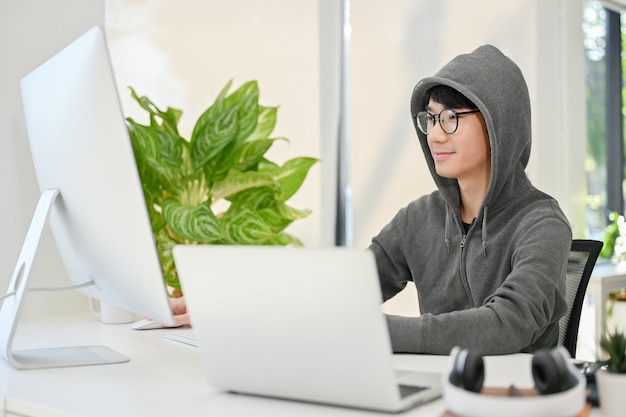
left=415, top=109, right=480, bottom=135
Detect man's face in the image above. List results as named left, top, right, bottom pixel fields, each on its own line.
left=425, top=99, right=491, bottom=186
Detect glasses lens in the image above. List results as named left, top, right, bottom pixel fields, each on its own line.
left=440, top=109, right=458, bottom=134
left=416, top=112, right=432, bottom=135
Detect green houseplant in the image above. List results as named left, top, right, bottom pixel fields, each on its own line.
left=597, top=329, right=626, bottom=417
left=600, top=330, right=626, bottom=373
left=600, top=211, right=623, bottom=260
left=126, top=80, right=318, bottom=296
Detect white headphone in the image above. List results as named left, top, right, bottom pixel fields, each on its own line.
left=443, top=346, right=586, bottom=417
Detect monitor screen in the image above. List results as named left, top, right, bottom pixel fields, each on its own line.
left=1, top=26, right=174, bottom=368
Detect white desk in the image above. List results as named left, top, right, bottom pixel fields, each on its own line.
left=0, top=314, right=602, bottom=417
left=584, top=261, right=626, bottom=359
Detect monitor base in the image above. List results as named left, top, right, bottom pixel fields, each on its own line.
left=0, top=189, right=128, bottom=370
left=10, top=345, right=129, bottom=370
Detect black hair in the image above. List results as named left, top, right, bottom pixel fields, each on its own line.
left=424, top=85, right=477, bottom=110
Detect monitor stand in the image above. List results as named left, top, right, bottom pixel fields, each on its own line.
left=0, top=189, right=129, bottom=369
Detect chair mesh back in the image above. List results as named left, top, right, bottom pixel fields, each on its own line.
left=558, top=240, right=603, bottom=358
left=559, top=251, right=588, bottom=345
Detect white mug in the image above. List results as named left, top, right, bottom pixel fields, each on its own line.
left=89, top=298, right=136, bottom=324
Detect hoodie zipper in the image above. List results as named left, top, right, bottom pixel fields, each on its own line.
left=459, top=232, right=473, bottom=302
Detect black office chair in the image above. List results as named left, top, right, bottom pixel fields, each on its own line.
left=558, top=239, right=604, bottom=358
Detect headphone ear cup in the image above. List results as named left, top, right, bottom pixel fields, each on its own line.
left=449, top=348, right=485, bottom=393
left=532, top=348, right=577, bottom=394
left=463, top=351, right=486, bottom=393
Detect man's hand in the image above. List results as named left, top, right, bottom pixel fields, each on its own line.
left=170, top=296, right=190, bottom=327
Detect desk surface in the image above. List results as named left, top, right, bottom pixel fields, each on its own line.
left=0, top=314, right=602, bottom=417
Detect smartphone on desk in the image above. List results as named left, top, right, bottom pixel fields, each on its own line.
left=574, top=360, right=607, bottom=406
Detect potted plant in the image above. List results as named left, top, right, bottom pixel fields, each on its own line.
left=600, top=211, right=626, bottom=261
left=126, top=80, right=318, bottom=297
left=596, top=329, right=626, bottom=417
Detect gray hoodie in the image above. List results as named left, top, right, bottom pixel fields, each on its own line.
left=369, top=45, right=572, bottom=355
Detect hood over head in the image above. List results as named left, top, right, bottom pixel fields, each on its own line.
left=410, top=45, right=531, bottom=216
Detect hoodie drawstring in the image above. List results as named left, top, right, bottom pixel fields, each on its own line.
left=444, top=204, right=489, bottom=257
left=444, top=205, right=451, bottom=254
left=481, top=205, right=488, bottom=257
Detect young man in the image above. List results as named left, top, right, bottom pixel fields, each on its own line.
left=370, top=45, right=572, bottom=355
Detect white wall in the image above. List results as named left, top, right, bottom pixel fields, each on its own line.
left=0, top=0, right=586, bottom=318
left=0, top=0, right=104, bottom=318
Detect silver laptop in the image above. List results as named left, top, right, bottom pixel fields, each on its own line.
left=172, top=245, right=442, bottom=413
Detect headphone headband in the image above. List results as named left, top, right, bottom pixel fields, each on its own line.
left=444, top=346, right=586, bottom=417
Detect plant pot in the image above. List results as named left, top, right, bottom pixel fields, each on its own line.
left=596, top=370, right=626, bottom=417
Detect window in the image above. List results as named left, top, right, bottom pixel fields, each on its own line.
left=584, top=1, right=625, bottom=243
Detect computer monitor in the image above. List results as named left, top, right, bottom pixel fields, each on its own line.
left=0, top=26, right=174, bottom=369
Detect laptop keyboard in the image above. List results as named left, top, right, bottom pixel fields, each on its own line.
left=398, top=384, right=428, bottom=398
left=162, top=328, right=198, bottom=347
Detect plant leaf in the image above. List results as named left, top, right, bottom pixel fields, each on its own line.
left=204, top=127, right=275, bottom=183
left=127, top=118, right=185, bottom=194
left=247, top=106, right=277, bottom=141
left=224, top=80, right=260, bottom=143
left=190, top=80, right=261, bottom=171
left=219, top=204, right=277, bottom=244
left=233, top=138, right=274, bottom=172
left=227, top=187, right=278, bottom=210
left=258, top=201, right=312, bottom=232
left=190, top=80, right=233, bottom=167
left=211, top=170, right=277, bottom=202
left=601, top=330, right=626, bottom=372
left=143, top=188, right=166, bottom=231
left=259, top=157, right=319, bottom=202
left=264, top=232, right=304, bottom=246
left=129, top=87, right=182, bottom=136
left=154, top=228, right=181, bottom=290
left=161, top=199, right=223, bottom=243
left=190, top=104, right=239, bottom=170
